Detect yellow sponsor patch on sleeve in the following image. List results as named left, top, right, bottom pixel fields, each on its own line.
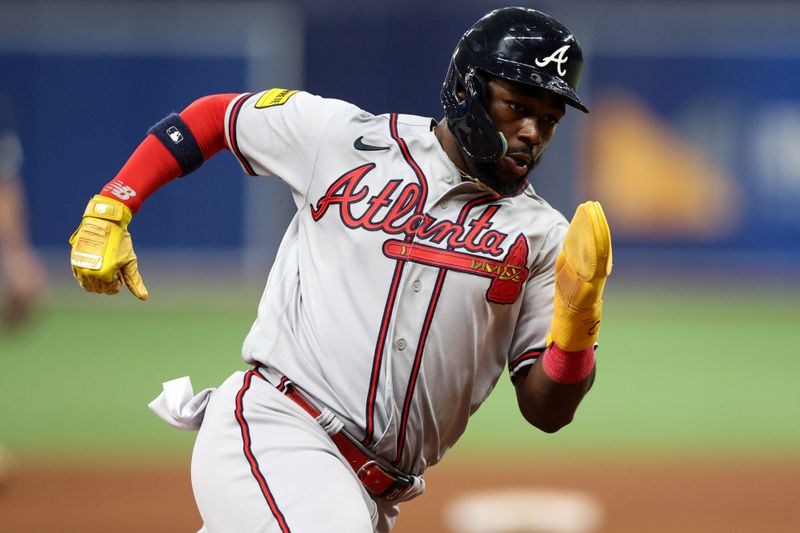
left=255, top=88, right=299, bottom=109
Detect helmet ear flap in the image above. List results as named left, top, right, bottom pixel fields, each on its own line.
left=467, top=70, right=491, bottom=106
left=453, top=70, right=507, bottom=162
left=440, top=63, right=507, bottom=163
left=465, top=71, right=509, bottom=155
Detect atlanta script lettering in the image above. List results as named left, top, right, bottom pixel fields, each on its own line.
left=310, top=164, right=508, bottom=256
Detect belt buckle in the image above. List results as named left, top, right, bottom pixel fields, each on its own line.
left=356, top=460, right=387, bottom=493
left=356, top=460, right=412, bottom=502
left=355, top=459, right=380, bottom=479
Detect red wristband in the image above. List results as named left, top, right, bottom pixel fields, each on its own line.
left=541, top=344, right=595, bottom=384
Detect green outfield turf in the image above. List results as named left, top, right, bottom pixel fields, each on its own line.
left=2, top=276, right=798, bottom=461
left=460, top=280, right=800, bottom=459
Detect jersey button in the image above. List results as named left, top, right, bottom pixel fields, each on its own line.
left=440, top=201, right=449, bottom=209
left=395, top=339, right=407, bottom=351
left=444, top=175, right=454, bottom=184
left=412, top=280, right=422, bottom=292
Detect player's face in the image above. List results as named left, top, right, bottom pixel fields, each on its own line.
left=471, top=79, right=566, bottom=194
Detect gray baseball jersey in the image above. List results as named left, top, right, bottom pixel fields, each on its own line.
left=224, top=89, right=567, bottom=476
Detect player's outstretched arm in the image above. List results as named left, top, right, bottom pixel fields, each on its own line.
left=68, top=94, right=237, bottom=298
left=513, top=201, right=612, bottom=432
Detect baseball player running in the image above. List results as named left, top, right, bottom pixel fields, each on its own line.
left=69, top=7, right=611, bottom=533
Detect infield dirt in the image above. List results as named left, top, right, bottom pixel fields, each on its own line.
left=1, top=456, right=797, bottom=532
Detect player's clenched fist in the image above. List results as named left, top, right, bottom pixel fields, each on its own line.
left=68, top=194, right=148, bottom=300
left=549, top=201, right=612, bottom=351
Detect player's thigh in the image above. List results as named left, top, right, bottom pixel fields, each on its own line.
left=192, top=370, right=376, bottom=533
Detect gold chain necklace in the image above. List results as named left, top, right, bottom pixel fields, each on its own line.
left=457, top=167, right=497, bottom=194
left=457, top=167, right=478, bottom=183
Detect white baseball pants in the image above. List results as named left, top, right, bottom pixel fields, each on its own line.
left=191, top=370, right=399, bottom=533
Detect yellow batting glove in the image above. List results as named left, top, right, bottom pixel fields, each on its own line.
left=68, top=195, right=148, bottom=300
left=548, top=201, right=612, bottom=351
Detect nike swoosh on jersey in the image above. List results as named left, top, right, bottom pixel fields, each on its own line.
left=354, top=136, right=390, bottom=151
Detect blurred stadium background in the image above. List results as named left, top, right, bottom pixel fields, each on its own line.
left=1, top=0, right=799, bottom=531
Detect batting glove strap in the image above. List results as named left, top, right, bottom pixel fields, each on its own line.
left=82, top=194, right=132, bottom=226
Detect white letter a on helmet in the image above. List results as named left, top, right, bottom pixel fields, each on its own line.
left=534, top=45, right=571, bottom=77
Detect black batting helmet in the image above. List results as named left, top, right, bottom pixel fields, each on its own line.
left=441, top=7, right=588, bottom=163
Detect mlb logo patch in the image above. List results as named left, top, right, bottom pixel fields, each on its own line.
left=166, top=126, right=184, bottom=144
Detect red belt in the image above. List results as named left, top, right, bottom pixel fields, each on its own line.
left=280, top=381, right=414, bottom=501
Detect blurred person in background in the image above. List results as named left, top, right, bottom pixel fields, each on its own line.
left=0, top=95, right=46, bottom=329
left=0, top=94, right=47, bottom=486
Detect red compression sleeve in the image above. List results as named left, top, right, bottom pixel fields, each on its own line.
left=181, top=94, right=237, bottom=159
left=99, top=93, right=238, bottom=214
left=541, top=344, right=595, bottom=384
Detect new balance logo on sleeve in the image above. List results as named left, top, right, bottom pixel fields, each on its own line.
left=107, top=180, right=137, bottom=201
